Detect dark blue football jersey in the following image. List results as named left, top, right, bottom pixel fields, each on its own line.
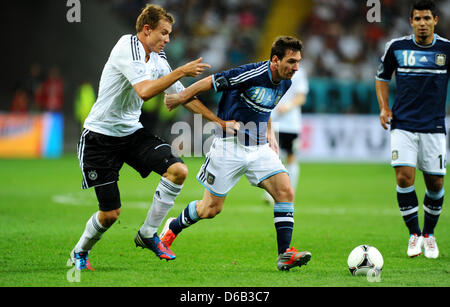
left=212, top=61, right=292, bottom=145
left=376, top=34, right=450, bottom=133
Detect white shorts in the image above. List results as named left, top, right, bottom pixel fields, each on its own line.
left=391, top=129, right=447, bottom=175
left=196, top=137, right=287, bottom=197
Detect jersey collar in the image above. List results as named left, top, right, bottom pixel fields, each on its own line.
left=267, top=61, right=281, bottom=85
left=412, top=33, right=436, bottom=48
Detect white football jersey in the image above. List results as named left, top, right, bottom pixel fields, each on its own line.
left=84, top=34, right=185, bottom=137
left=271, top=67, right=309, bottom=134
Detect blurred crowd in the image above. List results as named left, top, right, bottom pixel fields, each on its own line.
left=298, top=0, right=450, bottom=113
left=107, top=0, right=450, bottom=82
left=299, top=0, right=450, bottom=81
left=9, top=0, right=450, bottom=116
left=108, top=0, right=270, bottom=73
left=10, top=63, right=65, bottom=113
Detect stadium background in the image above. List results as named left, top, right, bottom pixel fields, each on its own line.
left=1, top=0, right=450, bottom=288
left=1, top=0, right=449, bottom=160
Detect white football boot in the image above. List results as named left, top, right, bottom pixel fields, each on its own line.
left=407, top=234, right=423, bottom=258
left=423, top=235, right=439, bottom=259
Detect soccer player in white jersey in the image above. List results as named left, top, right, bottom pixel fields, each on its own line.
left=376, top=0, right=449, bottom=259
left=68, top=4, right=238, bottom=270
left=264, top=67, right=309, bottom=204
left=161, top=37, right=312, bottom=271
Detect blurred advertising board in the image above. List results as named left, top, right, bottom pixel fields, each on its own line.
left=298, top=114, right=450, bottom=163
left=0, top=112, right=63, bottom=158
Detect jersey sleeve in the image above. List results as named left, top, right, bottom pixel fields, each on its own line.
left=212, top=63, right=266, bottom=92
left=155, top=51, right=186, bottom=95
left=376, top=41, right=397, bottom=82
left=111, top=36, right=150, bottom=86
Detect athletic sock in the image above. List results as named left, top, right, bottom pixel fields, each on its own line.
left=287, top=162, right=299, bottom=191
left=274, top=202, right=294, bottom=255
left=74, top=212, right=108, bottom=253
left=396, top=185, right=421, bottom=236
left=423, top=188, right=444, bottom=236
left=139, top=177, right=183, bottom=238
left=169, top=201, right=201, bottom=235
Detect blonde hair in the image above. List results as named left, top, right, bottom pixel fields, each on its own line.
left=136, top=4, right=174, bottom=33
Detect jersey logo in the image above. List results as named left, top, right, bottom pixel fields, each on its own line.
left=88, top=170, right=98, bottom=181
left=214, top=76, right=229, bottom=91
left=419, top=56, right=428, bottom=63
left=377, top=63, right=384, bottom=75
left=435, top=54, right=446, bottom=66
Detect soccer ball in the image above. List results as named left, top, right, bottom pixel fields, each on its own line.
left=347, top=245, right=383, bottom=276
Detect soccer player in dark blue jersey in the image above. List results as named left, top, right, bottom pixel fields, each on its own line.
left=161, top=36, right=311, bottom=271
left=376, top=0, right=449, bottom=259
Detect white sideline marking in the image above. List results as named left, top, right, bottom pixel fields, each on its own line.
left=52, top=193, right=150, bottom=209
left=53, top=193, right=398, bottom=216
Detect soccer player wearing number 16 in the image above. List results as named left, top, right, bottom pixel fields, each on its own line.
left=375, top=0, right=449, bottom=259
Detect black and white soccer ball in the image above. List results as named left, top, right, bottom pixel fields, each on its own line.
left=347, top=245, right=383, bottom=276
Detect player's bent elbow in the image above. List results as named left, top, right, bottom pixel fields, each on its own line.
left=136, top=89, right=152, bottom=101
left=133, top=81, right=157, bottom=101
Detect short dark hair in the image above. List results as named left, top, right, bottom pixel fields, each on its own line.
left=410, top=0, right=438, bottom=18
left=270, top=36, right=303, bottom=61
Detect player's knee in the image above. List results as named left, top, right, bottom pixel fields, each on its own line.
left=165, top=162, right=188, bottom=185
left=99, top=209, right=121, bottom=228
left=426, top=177, right=444, bottom=192
left=396, top=171, right=414, bottom=188
left=273, top=184, right=295, bottom=203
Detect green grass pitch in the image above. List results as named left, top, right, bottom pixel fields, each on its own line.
left=0, top=156, right=448, bottom=287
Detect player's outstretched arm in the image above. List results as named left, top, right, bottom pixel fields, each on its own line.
left=133, top=58, right=211, bottom=101
left=375, top=79, right=392, bottom=130
left=182, top=98, right=239, bottom=135
left=165, top=75, right=214, bottom=111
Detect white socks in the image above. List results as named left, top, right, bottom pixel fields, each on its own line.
left=73, top=177, right=183, bottom=253
left=74, top=212, right=108, bottom=253
left=139, top=177, right=183, bottom=238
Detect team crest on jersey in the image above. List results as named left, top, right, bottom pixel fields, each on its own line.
left=435, top=54, right=446, bottom=66
left=206, top=172, right=216, bottom=185
left=392, top=150, right=398, bottom=161
left=88, top=170, right=98, bottom=181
